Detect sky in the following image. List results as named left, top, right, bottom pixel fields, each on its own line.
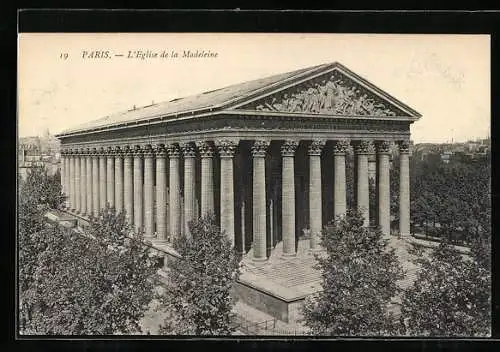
left=18, top=33, right=490, bottom=143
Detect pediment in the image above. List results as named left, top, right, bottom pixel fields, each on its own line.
left=229, top=66, right=419, bottom=118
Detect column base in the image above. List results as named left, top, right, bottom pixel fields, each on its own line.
left=399, top=232, right=411, bottom=239
left=281, top=252, right=297, bottom=258
left=251, top=256, right=268, bottom=266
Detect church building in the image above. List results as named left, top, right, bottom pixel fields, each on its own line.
left=56, top=62, right=421, bottom=322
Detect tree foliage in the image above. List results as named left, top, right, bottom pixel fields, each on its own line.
left=19, top=166, right=65, bottom=325
left=21, top=206, right=158, bottom=335
left=159, top=214, right=241, bottom=335
left=410, top=154, right=490, bottom=243
left=302, top=210, right=404, bottom=336
left=399, top=151, right=491, bottom=336
left=401, top=242, right=490, bottom=337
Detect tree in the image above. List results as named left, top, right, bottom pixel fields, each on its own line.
left=22, top=206, right=159, bottom=335
left=410, top=153, right=490, bottom=244
left=159, top=214, right=241, bottom=335
left=302, top=209, right=405, bottom=336
left=19, top=166, right=65, bottom=329
left=401, top=242, right=490, bottom=337
left=20, top=166, right=64, bottom=210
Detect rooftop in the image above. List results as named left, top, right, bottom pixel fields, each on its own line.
left=57, top=63, right=329, bottom=136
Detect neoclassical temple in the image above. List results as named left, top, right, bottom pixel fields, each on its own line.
left=56, top=62, right=421, bottom=264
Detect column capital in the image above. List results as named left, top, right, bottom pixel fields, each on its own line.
left=106, top=146, right=115, bottom=156
left=352, top=140, right=373, bottom=154
left=215, top=139, right=237, bottom=157
left=333, top=140, right=350, bottom=154
left=91, top=147, right=99, bottom=156
left=133, top=145, right=143, bottom=157
left=84, top=147, right=92, bottom=156
left=251, top=140, right=270, bottom=157
left=307, top=140, right=325, bottom=156
left=375, top=140, right=392, bottom=154
left=166, top=143, right=181, bottom=158
left=114, top=146, right=123, bottom=157
left=123, top=145, right=134, bottom=157
left=155, top=144, right=167, bottom=158
left=143, top=144, right=155, bottom=158
left=397, top=140, right=410, bottom=154
left=181, top=142, right=197, bottom=158
left=196, top=141, right=214, bottom=157
left=98, top=147, right=107, bottom=156
left=281, top=140, right=299, bottom=157
left=78, top=147, right=85, bottom=155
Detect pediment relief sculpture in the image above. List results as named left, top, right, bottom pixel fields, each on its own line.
left=241, top=71, right=405, bottom=117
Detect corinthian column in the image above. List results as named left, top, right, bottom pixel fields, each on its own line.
left=114, top=147, right=124, bottom=214
left=155, top=144, right=167, bottom=242
left=74, top=150, right=81, bottom=213
left=398, top=140, right=410, bottom=237
left=80, top=148, right=87, bottom=216
left=308, top=140, right=324, bottom=251
left=181, top=142, right=196, bottom=238
left=64, top=151, right=70, bottom=209
left=197, top=141, right=215, bottom=217
left=333, top=140, right=349, bottom=218
left=106, top=147, right=115, bottom=209
left=68, top=151, right=73, bottom=210
left=376, top=141, right=391, bottom=236
left=123, top=146, right=134, bottom=224
left=354, top=140, right=371, bottom=227
left=98, top=147, right=107, bottom=210
left=60, top=150, right=66, bottom=208
left=133, top=145, right=144, bottom=232
left=71, top=150, right=77, bottom=212
left=167, top=144, right=181, bottom=239
left=85, top=148, right=92, bottom=217
left=281, top=140, right=298, bottom=256
left=216, top=140, right=237, bottom=246
left=251, top=140, right=269, bottom=263
left=91, top=148, right=99, bottom=217
left=143, top=145, right=155, bottom=239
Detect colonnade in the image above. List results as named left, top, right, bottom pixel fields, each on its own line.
left=60, top=139, right=410, bottom=262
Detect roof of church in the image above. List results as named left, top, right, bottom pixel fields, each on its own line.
left=56, top=62, right=421, bottom=137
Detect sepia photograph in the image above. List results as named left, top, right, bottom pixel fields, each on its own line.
left=17, top=32, right=491, bottom=337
